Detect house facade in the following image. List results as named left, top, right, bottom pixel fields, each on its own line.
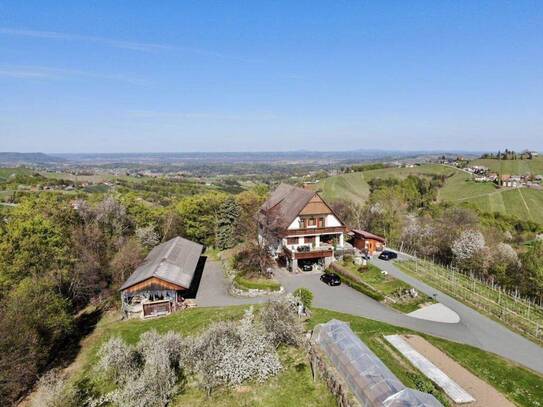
left=258, top=184, right=347, bottom=271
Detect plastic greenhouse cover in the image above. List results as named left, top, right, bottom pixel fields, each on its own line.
left=312, top=320, right=442, bottom=407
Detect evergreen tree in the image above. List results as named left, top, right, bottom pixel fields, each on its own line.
left=216, top=196, right=241, bottom=250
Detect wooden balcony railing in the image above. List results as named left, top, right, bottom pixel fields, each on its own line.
left=282, top=226, right=346, bottom=237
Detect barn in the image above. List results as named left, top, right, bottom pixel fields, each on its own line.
left=120, top=236, right=204, bottom=318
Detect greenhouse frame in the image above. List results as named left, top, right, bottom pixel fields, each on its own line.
left=312, top=320, right=443, bottom=407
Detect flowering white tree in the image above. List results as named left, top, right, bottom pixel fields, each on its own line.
left=183, top=307, right=281, bottom=395
left=452, top=230, right=486, bottom=262
left=136, top=225, right=160, bottom=247
left=93, top=330, right=184, bottom=407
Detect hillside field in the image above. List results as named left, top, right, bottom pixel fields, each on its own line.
left=318, top=164, right=543, bottom=224
left=471, top=157, right=543, bottom=175
left=318, top=164, right=455, bottom=204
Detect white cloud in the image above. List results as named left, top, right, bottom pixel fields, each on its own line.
left=0, top=65, right=147, bottom=85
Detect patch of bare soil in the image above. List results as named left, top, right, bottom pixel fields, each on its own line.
left=402, top=334, right=514, bottom=407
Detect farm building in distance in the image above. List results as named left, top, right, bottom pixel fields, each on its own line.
left=258, top=183, right=348, bottom=272
left=351, top=229, right=386, bottom=255
left=120, top=236, right=204, bottom=318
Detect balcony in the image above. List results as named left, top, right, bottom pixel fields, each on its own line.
left=283, top=226, right=346, bottom=236
left=284, top=244, right=334, bottom=260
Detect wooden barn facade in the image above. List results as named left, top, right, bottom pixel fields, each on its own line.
left=120, top=236, right=203, bottom=318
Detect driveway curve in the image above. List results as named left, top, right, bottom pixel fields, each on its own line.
left=197, top=260, right=543, bottom=375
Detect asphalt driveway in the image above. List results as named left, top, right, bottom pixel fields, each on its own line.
left=196, top=259, right=543, bottom=374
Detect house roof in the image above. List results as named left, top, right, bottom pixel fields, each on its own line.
left=259, top=183, right=317, bottom=230
left=120, top=236, right=204, bottom=291
left=352, top=229, right=386, bottom=242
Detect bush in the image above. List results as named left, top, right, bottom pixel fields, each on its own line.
left=94, top=330, right=184, bottom=407
left=31, top=370, right=78, bottom=407
left=261, top=296, right=304, bottom=348
left=293, top=287, right=314, bottom=309
left=182, top=307, right=281, bottom=395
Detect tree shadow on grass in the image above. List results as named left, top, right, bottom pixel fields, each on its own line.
left=48, top=306, right=104, bottom=371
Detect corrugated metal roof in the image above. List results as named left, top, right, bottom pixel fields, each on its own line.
left=120, top=236, right=204, bottom=291
left=312, top=320, right=443, bottom=407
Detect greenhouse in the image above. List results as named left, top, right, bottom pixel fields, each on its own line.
left=312, top=320, right=443, bottom=407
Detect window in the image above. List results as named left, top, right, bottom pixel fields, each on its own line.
left=299, top=218, right=306, bottom=228
left=287, top=237, right=298, bottom=245
left=308, top=217, right=316, bottom=226
left=304, top=236, right=315, bottom=244
left=318, top=217, right=325, bottom=227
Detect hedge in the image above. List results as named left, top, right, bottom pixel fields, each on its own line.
left=329, top=263, right=384, bottom=301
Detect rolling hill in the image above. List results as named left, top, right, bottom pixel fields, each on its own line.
left=470, top=157, right=543, bottom=175
left=317, top=164, right=543, bottom=224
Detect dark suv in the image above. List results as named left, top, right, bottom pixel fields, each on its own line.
left=320, top=273, right=341, bottom=286
left=378, top=250, right=398, bottom=261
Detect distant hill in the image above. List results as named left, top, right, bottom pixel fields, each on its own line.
left=0, top=152, right=66, bottom=165
left=317, top=164, right=543, bottom=224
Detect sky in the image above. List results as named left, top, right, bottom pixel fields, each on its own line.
left=0, top=1, right=542, bottom=153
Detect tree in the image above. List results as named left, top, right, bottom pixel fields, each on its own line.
left=0, top=278, right=73, bottom=404
left=235, top=190, right=266, bottom=239
left=110, top=238, right=146, bottom=287
left=519, top=241, right=543, bottom=300
left=233, top=240, right=274, bottom=278
left=452, top=230, right=486, bottom=272
left=0, top=213, right=72, bottom=290
left=176, top=192, right=228, bottom=246
left=216, top=196, right=241, bottom=250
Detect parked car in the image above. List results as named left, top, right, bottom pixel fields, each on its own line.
left=300, top=262, right=313, bottom=272
left=320, top=273, right=341, bottom=286
left=378, top=250, right=398, bottom=261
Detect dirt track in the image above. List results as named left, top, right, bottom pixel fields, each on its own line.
left=402, top=335, right=514, bottom=407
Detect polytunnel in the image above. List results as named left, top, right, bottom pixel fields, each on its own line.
left=312, top=319, right=443, bottom=407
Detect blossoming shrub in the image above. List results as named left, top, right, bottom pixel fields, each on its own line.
left=182, top=307, right=281, bottom=395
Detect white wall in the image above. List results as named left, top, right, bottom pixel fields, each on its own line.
left=326, top=214, right=341, bottom=227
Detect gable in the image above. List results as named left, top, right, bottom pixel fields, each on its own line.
left=299, top=194, right=333, bottom=216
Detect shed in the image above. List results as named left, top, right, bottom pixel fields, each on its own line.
left=120, top=236, right=204, bottom=318
left=311, top=320, right=442, bottom=407
left=351, top=229, right=386, bottom=255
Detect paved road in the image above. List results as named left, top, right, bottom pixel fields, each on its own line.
left=197, top=259, right=543, bottom=374
left=372, top=256, right=543, bottom=375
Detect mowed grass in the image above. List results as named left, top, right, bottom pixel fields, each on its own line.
left=74, top=306, right=336, bottom=407
left=318, top=163, right=543, bottom=224
left=471, top=157, right=543, bottom=175
left=319, top=164, right=455, bottom=204
left=69, top=305, right=543, bottom=407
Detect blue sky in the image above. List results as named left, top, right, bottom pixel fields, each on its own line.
left=1, top=1, right=542, bottom=153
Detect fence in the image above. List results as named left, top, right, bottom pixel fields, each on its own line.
left=393, top=247, right=543, bottom=345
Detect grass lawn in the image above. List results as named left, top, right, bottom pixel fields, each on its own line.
left=73, top=306, right=335, bottom=407
left=233, top=273, right=282, bottom=291
left=340, top=261, right=433, bottom=313
left=68, top=305, right=543, bottom=407
left=309, top=308, right=543, bottom=407
left=318, top=164, right=456, bottom=205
